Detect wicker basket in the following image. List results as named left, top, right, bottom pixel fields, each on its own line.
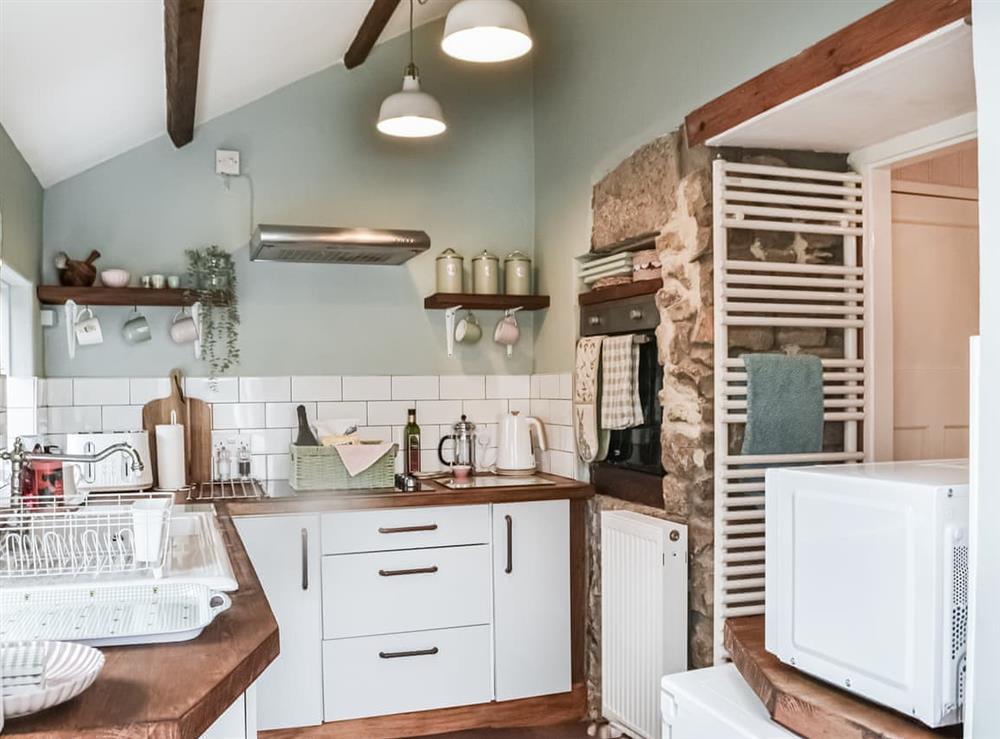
left=289, top=443, right=397, bottom=491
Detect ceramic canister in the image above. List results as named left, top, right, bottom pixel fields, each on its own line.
left=436, top=248, right=464, bottom=293
left=504, top=250, right=532, bottom=295
left=472, top=250, right=500, bottom=295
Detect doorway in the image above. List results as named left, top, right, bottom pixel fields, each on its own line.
left=888, top=141, right=979, bottom=460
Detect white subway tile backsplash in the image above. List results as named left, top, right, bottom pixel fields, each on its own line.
left=548, top=450, right=577, bottom=478
left=239, top=376, right=291, bottom=403
left=291, top=376, right=342, bottom=402
left=342, top=376, right=390, bottom=401
left=8, top=408, right=39, bottom=438
left=462, top=399, right=509, bottom=425
left=549, top=399, right=573, bottom=426
left=367, top=400, right=412, bottom=426
left=486, top=374, right=530, bottom=400
left=558, top=373, right=574, bottom=400
left=213, top=403, right=265, bottom=430
left=530, top=375, right=541, bottom=399
left=529, top=398, right=550, bottom=423
left=40, top=378, right=73, bottom=407
left=7, top=377, right=37, bottom=409
left=47, top=406, right=101, bottom=434
left=418, top=424, right=443, bottom=450
left=508, top=398, right=531, bottom=416
left=186, top=377, right=239, bottom=403
left=439, top=375, right=485, bottom=400
left=391, top=376, right=439, bottom=401
left=267, top=454, right=291, bottom=481
left=419, top=449, right=441, bottom=473
left=415, top=400, right=463, bottom=425
left=251, top=455, right=268, bottom=480
left=245, top=428, right=293, bottom=455
left=102, top=405, right=142, bottom=431
left=129, top=377, right=170, bottom=405
left=357, top=426, right=392, bottom=442
left=72, top=378, right=129, bottom=406
left=316, top=402, right=367, bottom=425
left=266, top=402, right=315, bottom=429
left=538, top=374, right=561, bottom=400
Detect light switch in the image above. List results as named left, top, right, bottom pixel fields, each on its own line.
left=215, top=149, right=240, bottom=176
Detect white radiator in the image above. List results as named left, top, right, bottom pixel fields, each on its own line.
left=601, top=510, right=688, bottom=739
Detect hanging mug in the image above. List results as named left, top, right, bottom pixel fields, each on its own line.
left=74, top=307, right=103, bottom=346
left=170, top=308, right=199, bottom=344
left=122, top=307, right=151, bottom=344
left=455, top=311, right=482, bottom=344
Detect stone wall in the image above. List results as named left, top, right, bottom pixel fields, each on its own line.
left=584, top=133, right=851, bottom=715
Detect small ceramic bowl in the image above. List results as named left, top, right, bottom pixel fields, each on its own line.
left=100, top=269, right=131, bottom=288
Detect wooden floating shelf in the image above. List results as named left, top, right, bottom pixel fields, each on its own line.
left=38, top=286, right=200, bottom=307
left=424, top=293, right=550, bottom=310
left=578, top=278, right=662, bottom=306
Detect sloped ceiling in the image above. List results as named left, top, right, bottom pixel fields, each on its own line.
left=0, top=0, right=457, bottom=187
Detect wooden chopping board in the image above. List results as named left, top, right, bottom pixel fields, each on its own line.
left=142, top=368, right=213, bottom=486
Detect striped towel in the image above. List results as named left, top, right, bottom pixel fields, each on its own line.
left=600, top=335, right=644, bottom=430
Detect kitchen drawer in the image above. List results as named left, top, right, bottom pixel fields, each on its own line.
left=323, top=625, right=493, bottom=721
left=322, top=544, right=491, bottom=638
left=320, top=504, right=489, bottom=554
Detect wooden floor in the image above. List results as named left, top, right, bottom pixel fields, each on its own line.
left=427, top=722, right=593, bottom=738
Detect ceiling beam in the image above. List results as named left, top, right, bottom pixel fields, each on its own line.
left=684, top=0, right=971, bottom=147
left=345, top=0, right=402, bottom=70
left=164, top=0, right=206, bottom=148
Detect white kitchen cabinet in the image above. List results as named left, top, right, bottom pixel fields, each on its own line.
left=492, top=499, right=571, bottom=701
left=200, top=684, right=257, bottom=739
left=235, top=514, right=323, bottom=731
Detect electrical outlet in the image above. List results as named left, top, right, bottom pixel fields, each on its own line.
left=215, top=149, right=240, bottom=176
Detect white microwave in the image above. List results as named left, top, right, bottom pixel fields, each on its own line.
left=765, top=460, right=969, bottom=728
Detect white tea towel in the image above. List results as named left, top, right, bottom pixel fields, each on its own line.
left=600, top=335, right=643, bottom=430
left=574, top=336, right=609, bottom=463
left=334, top=442, right=394, bottom=477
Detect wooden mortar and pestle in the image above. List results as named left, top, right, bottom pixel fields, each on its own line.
left=54, top=250, right=101, bottom=287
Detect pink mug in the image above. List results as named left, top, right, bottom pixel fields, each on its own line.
left=170, top=308, right=199, bottom=344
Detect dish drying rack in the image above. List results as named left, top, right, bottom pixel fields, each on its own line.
left=0, top=492, right=174, bottom=579
left=186, top=477, right=264, bottom=502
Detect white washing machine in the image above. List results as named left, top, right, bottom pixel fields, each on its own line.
left=661, top=665, right=800, bottom=739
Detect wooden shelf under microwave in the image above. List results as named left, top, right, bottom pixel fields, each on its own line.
left=578, top=278, right=662, bottom=307
left=424, top=293, right=550, bottom=310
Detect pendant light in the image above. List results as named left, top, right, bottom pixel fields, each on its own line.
left=377, top=0, right=446, bottom=138
left=442, top=0, right=532, bottom=63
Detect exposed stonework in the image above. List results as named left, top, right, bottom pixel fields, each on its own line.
left=591, top=135, right=680, bottom=250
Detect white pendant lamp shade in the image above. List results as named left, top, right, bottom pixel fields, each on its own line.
left=377, top=71, right=447, bottom=138
left=442, top=0, right=533, bottom=63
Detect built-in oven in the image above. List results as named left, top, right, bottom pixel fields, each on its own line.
left=580, top=291, right=665, bottom=508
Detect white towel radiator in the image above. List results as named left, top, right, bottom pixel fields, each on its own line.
left=711, top=159, right=869, bottom=662
left=601, top=510, right=688, bottom=739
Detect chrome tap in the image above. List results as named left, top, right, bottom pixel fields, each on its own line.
left=1, top=437, right=144, bottom=503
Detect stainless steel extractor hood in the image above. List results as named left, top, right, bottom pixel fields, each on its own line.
left=250, top=225, right=430, bottom=265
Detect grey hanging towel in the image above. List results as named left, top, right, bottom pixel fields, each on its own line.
left=740, top=353, right=824, bottom=455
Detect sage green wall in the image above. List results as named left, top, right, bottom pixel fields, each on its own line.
left=527, top=0, right=887, bottom=372
left=0, top=122, right=44, bottom=374
left=42, top=20, right=535, bottom=377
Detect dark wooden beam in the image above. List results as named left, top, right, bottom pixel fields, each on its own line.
left=344, top=0, right=402, bottom=70
left=164, top=0, right=206, bottom=148
left=684, top=0, right=971, bottom=147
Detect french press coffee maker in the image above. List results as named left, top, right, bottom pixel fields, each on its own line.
left=438, top=415, right=477, bottom=472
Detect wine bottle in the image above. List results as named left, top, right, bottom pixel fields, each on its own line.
left=404, top=408, right=421, bottom=474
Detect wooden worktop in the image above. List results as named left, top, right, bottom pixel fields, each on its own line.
left=725, top=616, right=961, bottom=739
left=5, top=474, right=592, bottom=738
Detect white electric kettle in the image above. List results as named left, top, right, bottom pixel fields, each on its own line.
left=496, top=411, right=546, bottom=475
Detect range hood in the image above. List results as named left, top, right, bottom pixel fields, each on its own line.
left=250, top=225, right=430, bottom=265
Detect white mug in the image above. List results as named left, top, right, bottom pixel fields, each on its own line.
left=493, top=311, right=520, bottom=346
left=74, top=307, right=103, bottom=346
left=170, top=308, right=199, bottom=344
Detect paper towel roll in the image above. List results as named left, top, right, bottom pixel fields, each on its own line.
left=155, top=423, right=186, bottom=490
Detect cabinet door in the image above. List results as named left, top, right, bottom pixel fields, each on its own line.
left=235, top=515, right=322, bottom=730
left=492, top=499, right=571, bottom=701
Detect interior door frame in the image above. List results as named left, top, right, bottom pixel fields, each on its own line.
left=848, top=113, right=978, bottom=461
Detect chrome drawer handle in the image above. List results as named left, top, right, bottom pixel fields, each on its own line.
left=588, top=315, right=601, bottom=326
left=630, top=309, right=643, bottom=320
left=378, top=524, right=438, bottom=534
left=379, top=647, right=439, bottom=659
left=378, top=566, right=439, bottom=577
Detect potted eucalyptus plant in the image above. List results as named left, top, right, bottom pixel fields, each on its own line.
left=186, top=245, right=240, bottom=378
